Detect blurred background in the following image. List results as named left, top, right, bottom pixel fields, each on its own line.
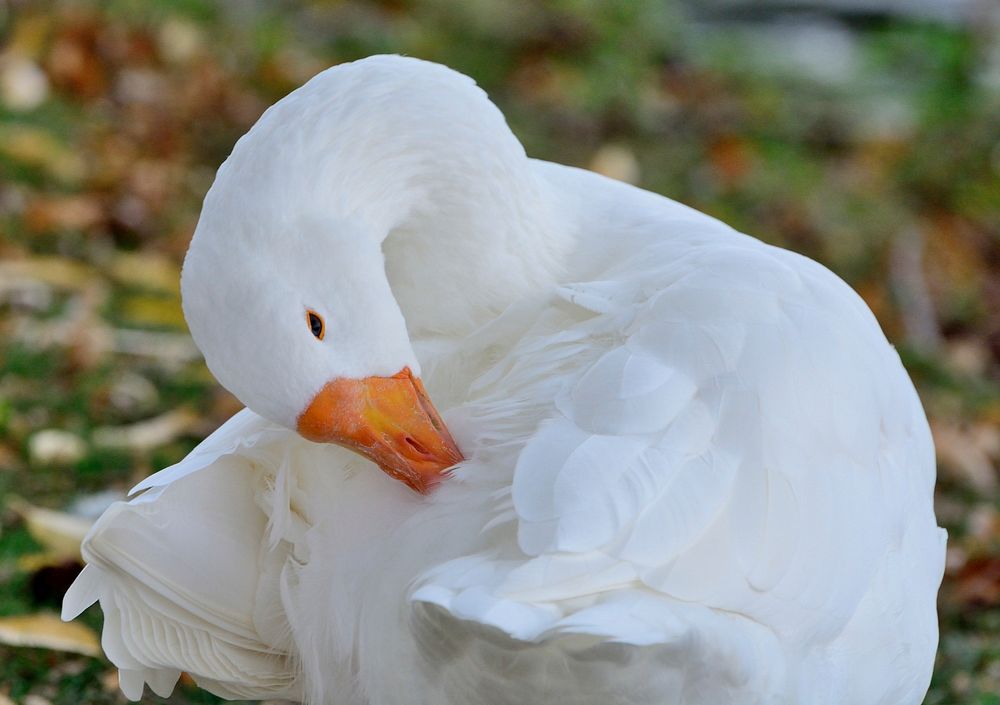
left=0, top=0, right=998, bottom=703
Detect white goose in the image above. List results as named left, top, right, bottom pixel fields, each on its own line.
left=63, top=55, right=945, bottom=705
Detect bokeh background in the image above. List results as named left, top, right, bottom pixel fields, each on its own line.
left=0, top=1, right=998, bottom=703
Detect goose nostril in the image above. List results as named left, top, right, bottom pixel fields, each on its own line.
left=403, top=436, right=429, bottom=457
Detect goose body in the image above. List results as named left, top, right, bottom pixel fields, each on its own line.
left=64, top=56, right=945, bottom=705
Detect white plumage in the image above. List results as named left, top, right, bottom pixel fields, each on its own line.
left=63, top=55, right=945, bottom=705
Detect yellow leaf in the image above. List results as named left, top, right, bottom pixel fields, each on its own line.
left=16, top=552, right=79, bottom=573
left=109, top=252, right=181, bottom=295
left=5, top=13, right=51, bottom=58
left=8, top=498, right=92, bottom=560
left=0, top=256, right=99, bottom=291
left=120, top=293, right=186, bottom=329
left=0, top=124, right=85, bottom=183
left=0, top=613, right=101, bottom=657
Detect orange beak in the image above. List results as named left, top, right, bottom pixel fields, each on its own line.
left=296, top=367, right=463, bottom=493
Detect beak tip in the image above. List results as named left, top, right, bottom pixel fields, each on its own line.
left=404, top=447, right=463, bottom=495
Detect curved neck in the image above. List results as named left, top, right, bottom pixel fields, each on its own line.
left=382, top=162, right=568, bottom=339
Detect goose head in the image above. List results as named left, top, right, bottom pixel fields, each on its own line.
left=182, top=203, right=462, bottom=492
left=180, top=54, right=572, bottom=493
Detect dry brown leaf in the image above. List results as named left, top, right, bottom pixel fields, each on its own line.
left=945, top=544, right=968, bottom=574
left=932, top=420, right=999, bottom=494
left=92, top=407, right=200, bottom=452
left=952, top=557, right=1000, bottom=608
left=25, top=195, right=104, bottom=231
left=0, top=443, right=25, bottom=474
left=967, top=504, right=1000, bottom=543
left=0, top=613, right=100, bottom=657
left=944, top=337, right=991, bottom=377
left=47, top=21, right=107, bottom=100
left=100, top=668, right=120, bottom=693
left=709, top=134, right=753, bottom=186
left=8, top=498, right=93, bottom=560
left=924, top=213, right=987, bottom=312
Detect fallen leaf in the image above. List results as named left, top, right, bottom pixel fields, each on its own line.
left=24, top=195, right=104, bottom=232
left=119, top=294, right=186, bottom=329
left=0, top=256, right=100, bottom=291
left=105, top=372, right=160, bottom=417
left=951, top=556, right=1000, bottom=608
left=932, top=420, right=999, bottom=494
left=157, top=18, right=205, bottom=65
left=966, top=504, right=1000, bottom=543
left=108, top=251, right=181, bottom=294
left=0, top=613, right=100, bottom=657
left=28, top=429, right=87, bottom=466
left=100, top=669, right=119, bottom=693
left=589, top=144, right=640, bottom=185
left=0, top=56, right=50, bottom=111
left=945, top=544, right=968, bottom=574
left=924, top=212, right=986, bottom=311
left=3, top=9, right=50, bottom=58
left=8, top=498, right=93, bottom=559
left=92, top=407, right=200, bottom=452
left=944, top=336, right=990, bottom=377
left=46, top=20, right=107, bottom=100
left=708, top=134, right=753, bottom=186
left=0, top=124, right=85, bottom=183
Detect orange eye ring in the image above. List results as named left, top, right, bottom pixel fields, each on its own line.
left=306, top=309, right=325, bottom=340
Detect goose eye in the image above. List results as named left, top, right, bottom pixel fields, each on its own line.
left=306, top=310, right=325, bottom=340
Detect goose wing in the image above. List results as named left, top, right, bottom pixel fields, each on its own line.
left=63, top=409, right=303, bottom=701
left=412, top=232, right=945, bottom=705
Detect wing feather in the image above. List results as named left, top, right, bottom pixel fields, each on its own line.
left=415, top=233, right=943, bottom=704
left=63, top=410, right=303, bottom=701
